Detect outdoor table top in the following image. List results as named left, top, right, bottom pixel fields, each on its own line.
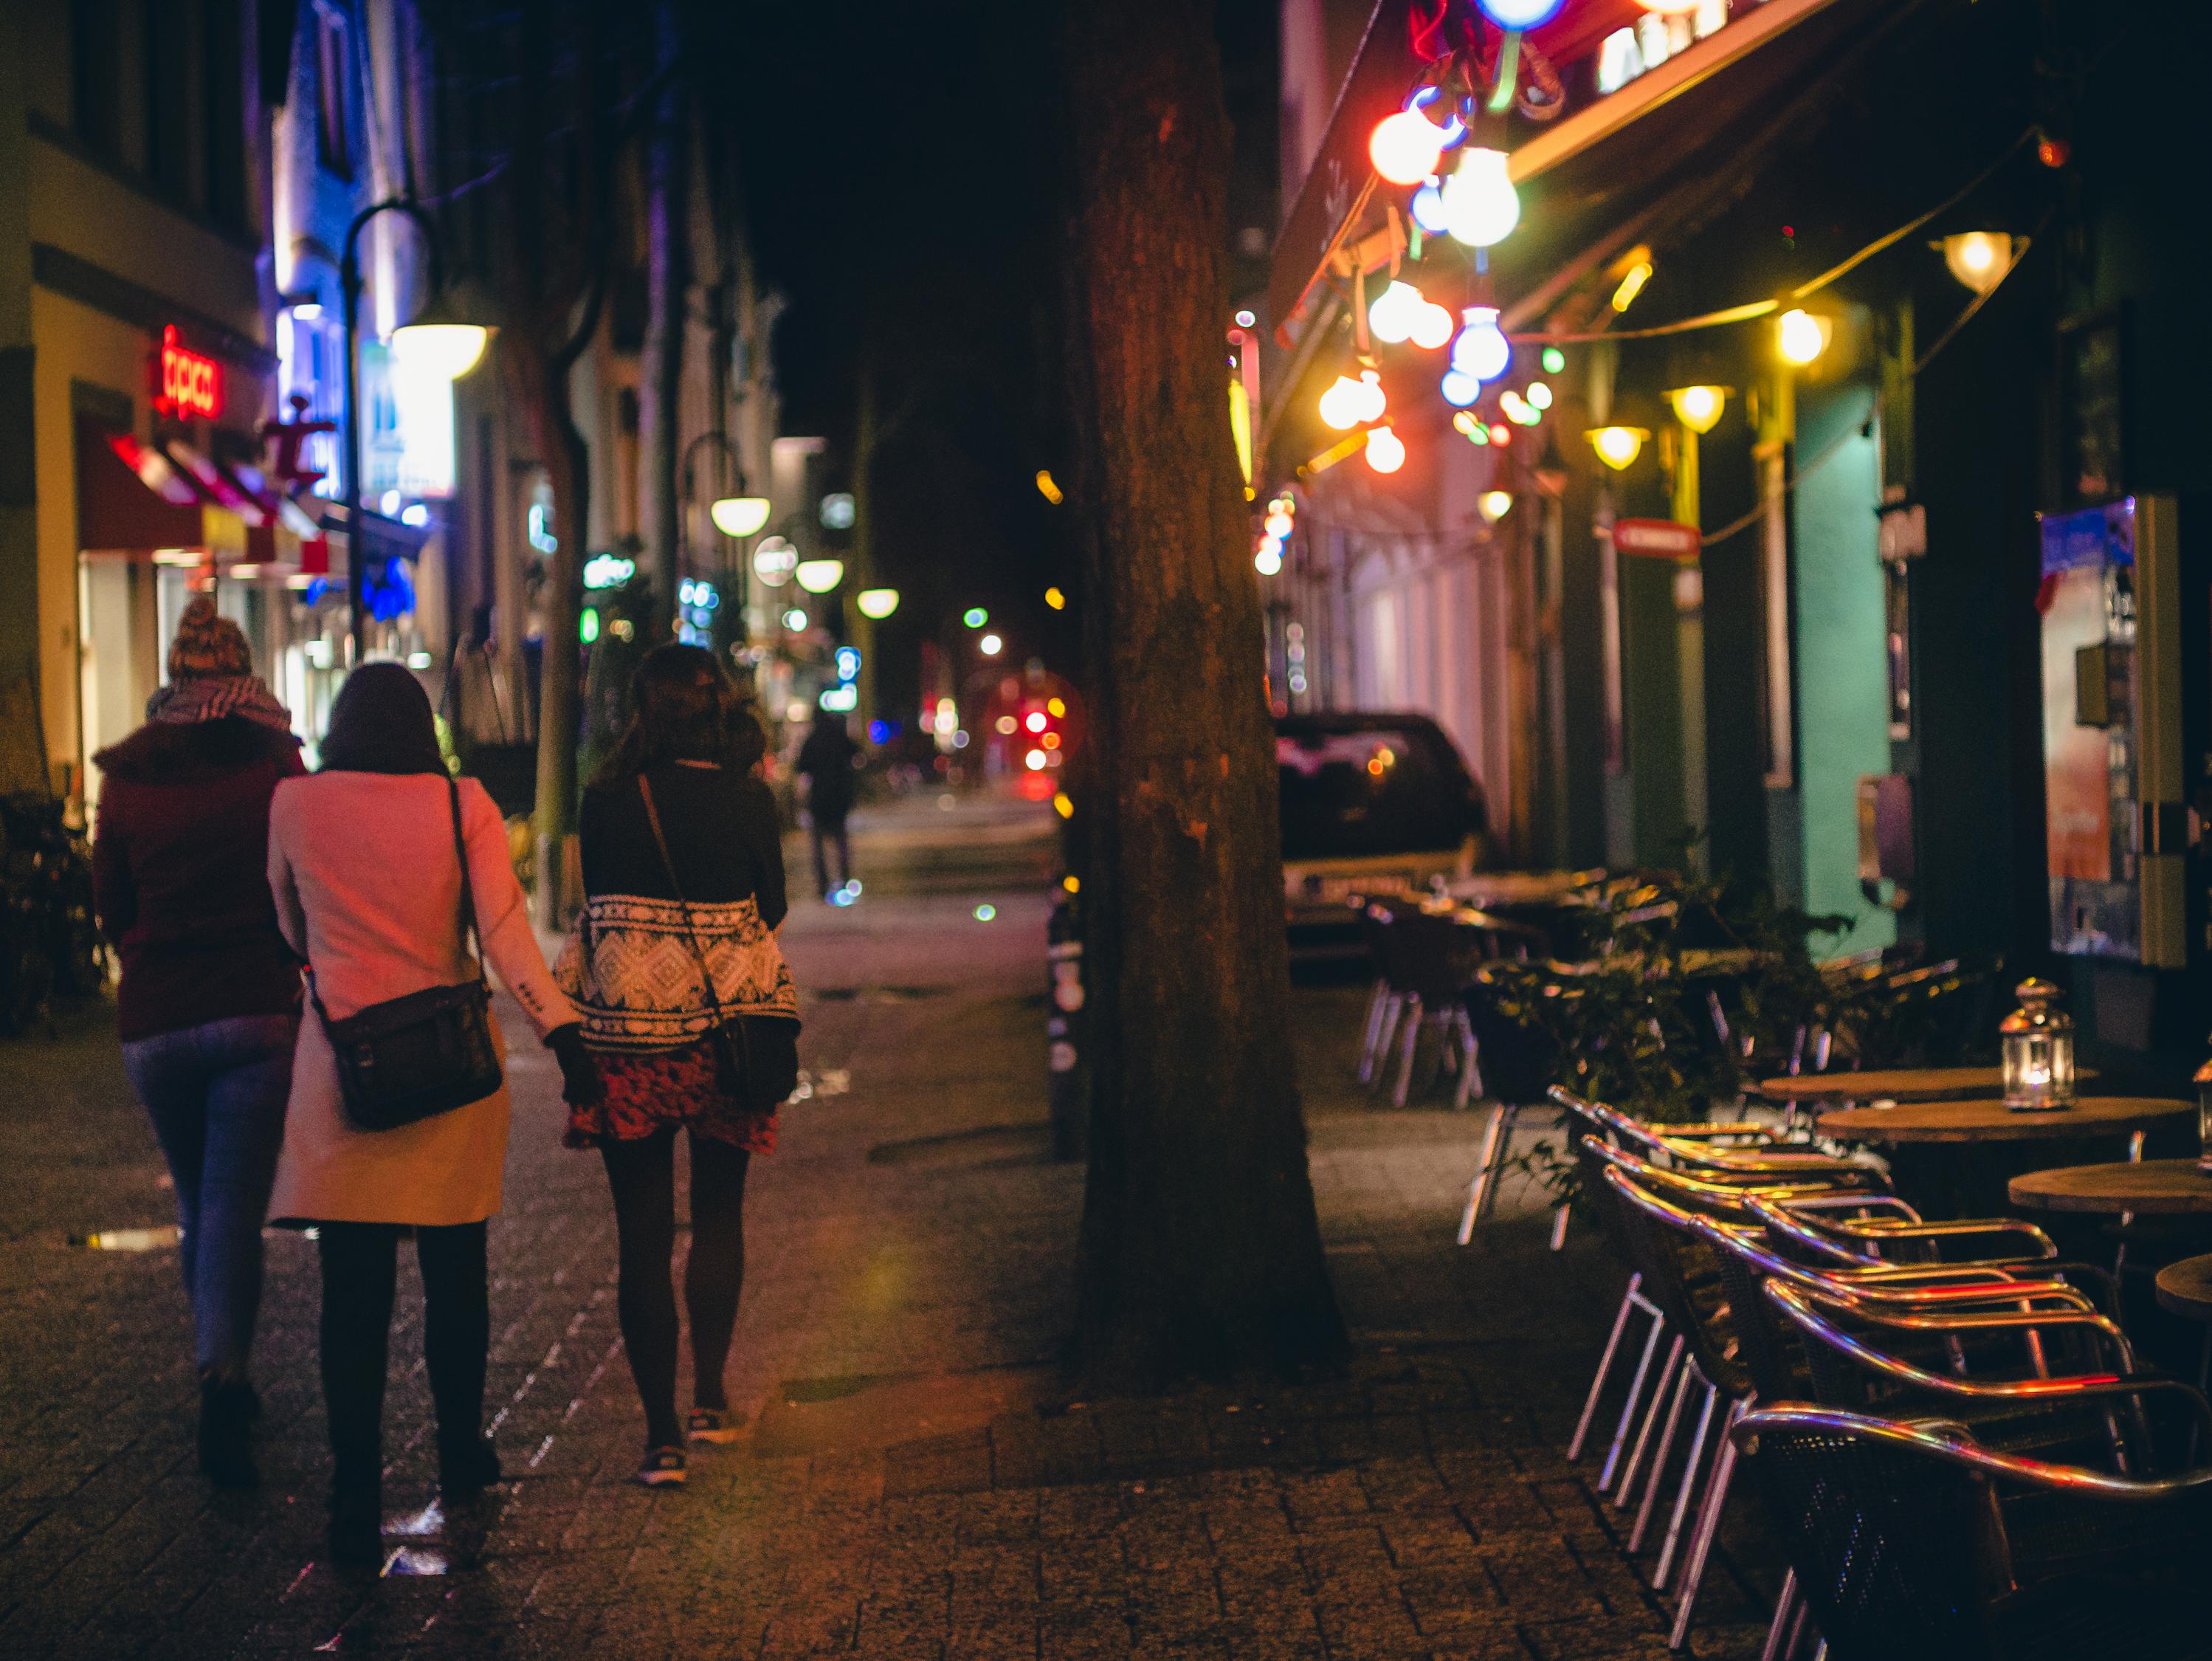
left=1818, top=1096, right=2188, bottom=1145
left=2008, top=1159, right=2212, bottom=1215
left=1757, top=1066, right=2098, bottom=1104
left=2156, top=1254, right=2212, bottom=1321
left=1441, top=871, right=1603, bottom=904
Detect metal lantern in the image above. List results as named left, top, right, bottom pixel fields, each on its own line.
left=2195, top=1035, right=2212, bottom=1173
left=2000, top=978, right=2076, bottom=1112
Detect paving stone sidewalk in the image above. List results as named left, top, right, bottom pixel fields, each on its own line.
left=0, top=799, right=1782, bottom=1659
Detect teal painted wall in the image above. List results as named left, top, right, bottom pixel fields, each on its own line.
left=1791, top=379, right=1894, bottom=951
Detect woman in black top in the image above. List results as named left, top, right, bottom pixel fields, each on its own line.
left=556, top=645, right=799, bottom=1486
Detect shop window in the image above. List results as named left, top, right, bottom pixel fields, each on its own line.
left=143, top=0, right=192, bottom=201
left=315, top=4, right=352, bottom=180
left=71, top=0, right=125, bottom=159
left=280, top=310, right=344, bottom=497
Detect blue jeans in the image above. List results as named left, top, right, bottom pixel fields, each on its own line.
left=120, top=1012, right=299, bottom=1377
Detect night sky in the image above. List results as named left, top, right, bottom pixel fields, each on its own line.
left=736, top=0, right=1279, bottom=718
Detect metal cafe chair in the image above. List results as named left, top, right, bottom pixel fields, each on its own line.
left=1353, top=897, right=1401, bottom=1084
left=1731, top=1405, right=2212, bottom=1661
left=1373, top=901, right=1478, bottom=1108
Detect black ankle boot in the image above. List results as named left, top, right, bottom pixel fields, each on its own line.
left=328, top=1474, right=383, bottom=1567
left=196, top=1376, right=260, bottom=1490
left=438, top=1435, right=502, bottom=1501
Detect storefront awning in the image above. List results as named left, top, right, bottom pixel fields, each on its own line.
left=75, top=419, right=219, bottom=555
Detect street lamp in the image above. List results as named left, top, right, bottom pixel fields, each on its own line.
left=342, top=196, right=489, bottom=663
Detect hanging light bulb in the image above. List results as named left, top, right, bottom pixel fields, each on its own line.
left=1317, top=374, right=1364, bottom=430
left=1525, top=382, right=1554, bottom=410
left=1478, top=490, right=1515, bottom=523
left=1254, top=546, right=1284, bottom=576
left=1264, top=509, right=1293, bottom=538
left=1453, top=411, right=1490, bottom=445
left=1367, top=280, right=1425, bottom=345
left=1588, top=426, right=1649, bottom=470
left=1441, top=148, right=1519, bottom=249
left=1940, top=232, right=2016, bottom=295
left=1364, top=425, right=1406, bottom=474
left=1410, top=178, right=1448, bottom=236
left=1348, top=368, right=1387, bottom=424
left=1450, top=306, right=1511, bottom=383
left=1439, top=370, right=1482, bottom=408
left=1667, top=385, right=1727, bottom=434
left=1369, top=108, right=1448, bottom=186
left=1777, top=309, right=1832, bottom=365
left=1408, top=302, right=1455, bottom=351
left=1478, top=0, right=1565, bottom=24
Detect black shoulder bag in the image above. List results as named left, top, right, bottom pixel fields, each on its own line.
left=638, top=774, right=800, bottom=1111
left=310, top=777, right=503, bottom=1132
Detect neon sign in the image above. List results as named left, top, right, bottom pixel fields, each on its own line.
left=154, top=326, right=221, bottom=420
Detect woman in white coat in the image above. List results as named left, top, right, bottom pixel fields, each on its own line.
left=266, top=664, right=598, bottom=1565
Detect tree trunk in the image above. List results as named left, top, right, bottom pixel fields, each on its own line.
left=639, top=0, right=687, bottom=640
left=1061, top=0, right=1345, bottom=1388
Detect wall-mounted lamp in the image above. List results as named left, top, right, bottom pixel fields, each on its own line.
left=1586, top=426, right=1649, bottom=471
left=1665, top=385, right=1730, bottom=435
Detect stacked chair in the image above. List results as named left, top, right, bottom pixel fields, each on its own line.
left=1550, top=1084, right=2209, bottom=1657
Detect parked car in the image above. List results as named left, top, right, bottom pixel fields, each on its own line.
left=1276, top=712, right=1488, bottom=959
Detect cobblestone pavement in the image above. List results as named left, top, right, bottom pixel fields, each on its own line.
left=0, top=793, right=1782, bottom=1660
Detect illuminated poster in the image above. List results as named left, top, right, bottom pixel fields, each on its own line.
left=2039, top=499, right=2138, bottom=957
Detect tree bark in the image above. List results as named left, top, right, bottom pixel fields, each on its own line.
left=1061, top=0, right=1345, bottom=1388
left=639, top=0, right=688, bottom=641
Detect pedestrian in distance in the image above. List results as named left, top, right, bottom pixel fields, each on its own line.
left=796, top=705, right=859, bottom=899
left=91, top=597, right=306, bottom=1490
left=557, top=644, right=801, bottom=1488
left=264, top=664, right=599, bottom=1566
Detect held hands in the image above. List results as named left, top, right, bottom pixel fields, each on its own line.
left=544, top=1023, right=604, bottom=1106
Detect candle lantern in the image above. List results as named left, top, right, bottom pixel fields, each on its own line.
left=2194, top=1036, right=2212, bottom=1173
left=2000, top=978, right=2075, bottom=1112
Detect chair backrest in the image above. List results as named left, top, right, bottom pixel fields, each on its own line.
left=1598, top=1165, right=1753, bottom=1398
left=1379, top=904, right=1465, bottom=1003
left=1732, top=1408, right=2010, bottom=1661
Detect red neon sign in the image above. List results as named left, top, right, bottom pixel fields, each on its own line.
left=154, top=326, right=221, bottom=420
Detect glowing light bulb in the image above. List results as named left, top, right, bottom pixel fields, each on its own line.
left=1440, top=370, right=1481, bottom=407
left=1318, top=374, right=1364, bottom=430
left=1453, top=411, right=1490, bottom=444
left=1478, top=0, right=1565, bottom=23
left=1368, top=109, right=1448, bottom=186
left=1367, top=280, right=1424, bottom=345
left=1364, top=425, right=1406, bottom=475
left=1408, top=302, right=1455, bottom=351
left=1777, top=308, right=1830, bottom=365
left=1478, top=490, right=1514, bottom=523
left=710, top=496, right=771, bottom=537
left=1542, top=346, right=1566, bottom=374
left=1410, top=178, right=1447, bottom=236
left=1588, top=426, right=1647, bottom=470
left=1254, top=546, right=1284, bottom=576
left=1258, top=534, right=1284, bottom=560
left=855, top=587, right=900, bottom=619
left=1264, top=510, right=1293, bottom=538
left=979, top=632, right=1004, bottom=656
left=1941, top=232, right=2014, bottom=295
left=794, top=558, right=844, bottom=594
left=1451, top=306, right=1510, bottom=383
left=1668, top=385, right=1726, bottom=434
left=1441, top=148, right=1519, bottom=249
left=1526, top=382, right=1553, bottom=410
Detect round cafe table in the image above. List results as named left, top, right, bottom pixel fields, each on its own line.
left=1757, top=1066, right=2097, bottom=1106
left=1816, top=1097, right=2189, bottom=1220
left=2008, top=1158, right=2212, bottom=1217
left=2154, top=1254, right=2212, bottom=1388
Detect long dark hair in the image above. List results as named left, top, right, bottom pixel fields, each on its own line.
left=320, top=662, right=447, bottom=774
left=588, top=643, right=765, bottom=790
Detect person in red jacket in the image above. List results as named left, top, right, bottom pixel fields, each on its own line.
left=92, top=597, right=305, bottom=1490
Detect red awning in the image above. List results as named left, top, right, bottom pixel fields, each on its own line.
left=75, top=419, right=202, bottom=554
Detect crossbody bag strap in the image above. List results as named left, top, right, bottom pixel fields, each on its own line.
left=448, top=775, right=489, bottom=988
left=637, top=774, right=730, bottom=1028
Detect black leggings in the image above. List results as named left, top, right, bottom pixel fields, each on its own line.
left=316, top=1221, right=489, bottom=1513
left=599, top=1127, right=751, bottom=1449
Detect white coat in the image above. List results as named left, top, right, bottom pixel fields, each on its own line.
left=265, top=771, right=571, bottom=1225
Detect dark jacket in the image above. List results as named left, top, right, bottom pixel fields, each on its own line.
left=580, top=763, right=788, bottom=929
left=92, top=718, right=307, bottom=1041
left=795, top=723, right=859, bottom=819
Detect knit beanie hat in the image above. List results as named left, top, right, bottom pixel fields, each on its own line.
left=167, top=596, right=253, bottom=681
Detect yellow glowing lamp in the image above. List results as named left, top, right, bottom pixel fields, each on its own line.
left=1777, top=309, right=1833, bottom=365
left=1052, top=791, right=1074, bottom=819
left=793, top=558, right=844, bottom=594
left=1588, top=425, right=1648, bottom=471
left=1035, top=470, right=1064, bottom=505
left=1667, top=385, right=1728, bottom=435
left=1364, top=425, right=1406, bottom=475
left=1940, top=232, right=2016, bottom=295
left=710, top=496, right=772, bottom=538
left=1228, top=376, right=1253, bottom=484
left=1610, top=260, right=1653, bottom=314
left=1478, top=490, right=1514, bottom=523
left=390, top=290, right=491, bottom=382
left=855, top=588, right=900, bottom=619
left=1044, top=585, right=1066, bottom=611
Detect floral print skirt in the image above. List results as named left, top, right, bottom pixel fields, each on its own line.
left=563, top=1034, right=779, bottom=1154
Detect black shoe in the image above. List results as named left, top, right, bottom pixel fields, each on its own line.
left=328, top=1482, right=384, bottom=1569
left=438, top=1437, right=503, bottom=1500
left=196, top=1377, right=260, bottom=1490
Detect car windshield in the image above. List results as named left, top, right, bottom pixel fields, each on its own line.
left=1276, top=722, right=1477, bottom=861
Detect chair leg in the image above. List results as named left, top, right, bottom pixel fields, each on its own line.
left=1654, top=1372, right=1719, bottom=1589
left=1668, top=1397, right=1745, bottom=1650
left=1370, top=994, right=1405, bottom=1091
left=1357, top=978, right=1391, bottom=1081
left=1453, top=1014, right=1482, bottom=1110
left=1629, top=1352, right=1693, bottom=1550
left=1392, top=995, right=1423, bottom=1107
left=1760, top=1570, right=1797, bottom=1661
left=1548, top=1202, right=1571, bottom=1251
left=1479, top=1104, right=1521, bottom=1222
left=1610, top=1291, right=1663, bottom=1486
left=1459, top=1104, right=1512, bottom=1241
left=1568, top=1273, right=1641, bottom=1461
